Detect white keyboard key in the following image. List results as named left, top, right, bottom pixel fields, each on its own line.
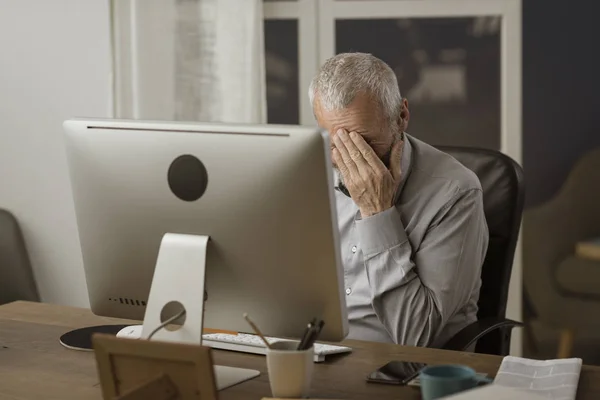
left=202, top=333, right=351, bottom=362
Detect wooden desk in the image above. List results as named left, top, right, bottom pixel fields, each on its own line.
left=1, top=302, right=599, bottom=400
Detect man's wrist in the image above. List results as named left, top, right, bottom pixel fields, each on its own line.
left=360, top=208, right=375, bottom=218
left=360, top=209, right=379, bottom=218
left=355, top=206, right=408, bottom=256
left=360, top=204, right=394, bottom=218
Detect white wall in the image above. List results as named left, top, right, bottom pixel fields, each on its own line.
left=0, top=0, right=112, bottom=307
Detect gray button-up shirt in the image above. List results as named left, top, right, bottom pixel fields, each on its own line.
left=335, top=133, right=488, bottom=348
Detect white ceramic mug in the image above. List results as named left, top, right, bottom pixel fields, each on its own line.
left=266, top=341, right=314, bottom=398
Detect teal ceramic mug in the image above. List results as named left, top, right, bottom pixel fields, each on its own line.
left=419, top=365, right=492, bottom=400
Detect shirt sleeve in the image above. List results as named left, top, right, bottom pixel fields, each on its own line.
left=354, top=188, right=488, bottom=347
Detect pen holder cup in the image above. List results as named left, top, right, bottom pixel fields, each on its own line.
left=266, top=341, right=314, bottom=398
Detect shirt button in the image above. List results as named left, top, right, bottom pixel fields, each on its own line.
left=351, top=246, right=357, bottom=253
left=346, top=288, right=352, bottom=295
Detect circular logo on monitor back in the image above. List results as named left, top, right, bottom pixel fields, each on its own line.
left=167, top=155, right=208, bottom=201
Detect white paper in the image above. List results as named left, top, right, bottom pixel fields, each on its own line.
left=493, top=356, right=582, bottom=400
left=442, top=385, right=545, bottom=399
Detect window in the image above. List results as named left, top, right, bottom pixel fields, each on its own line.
left=265, top=20, right=299, bottom=124
left=113, top=0, right=522, bottom=355
left=335, top=17, right=501, bottom=149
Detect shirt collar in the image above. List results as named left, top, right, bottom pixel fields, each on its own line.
left=394, top=132, right=413, bottom=202
left=334, top=133, right=414, bottom=202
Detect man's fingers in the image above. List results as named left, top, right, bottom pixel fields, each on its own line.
left=337, top=130, right=365, bottom=163
left=332, top=147, right=356, bottom=181
left=389, top=135, right=405, bottom=182
left=348, top=131, right=387, bottom=172
left=336, top=130, right=379, bottom=183
left=333, top=130, right=359, bottom=176
left=332, top=149, right=347, bottom=174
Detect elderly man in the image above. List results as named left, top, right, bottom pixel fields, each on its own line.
left=310, top=53, right=488, bottom=348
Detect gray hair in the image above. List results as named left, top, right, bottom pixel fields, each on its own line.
left=309, top=53, right=402, bottom=123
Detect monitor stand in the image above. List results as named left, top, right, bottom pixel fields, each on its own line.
left=139, top=233, right=260, bottom=390
left=59, top=233, right=259, bottom=391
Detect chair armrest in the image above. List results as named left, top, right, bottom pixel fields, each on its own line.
left=442, top=318, right=524, bottom=352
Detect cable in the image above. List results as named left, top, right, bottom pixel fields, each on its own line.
left=147, top=309, right=187, bottom=340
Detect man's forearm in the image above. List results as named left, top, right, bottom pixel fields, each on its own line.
left=355, top=207, right=444, bottom=346
left=355, top=189, right=487, bottom=347
left=362, top=238, right=445, bottom=347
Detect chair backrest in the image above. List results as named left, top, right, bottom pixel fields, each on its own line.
left=436, top=146, right=525, bottom=355
left=0, top=209, right=40, bottom=304
left=523, top=147, right=600, bottom=327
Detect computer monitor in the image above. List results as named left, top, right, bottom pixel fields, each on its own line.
left=63, top=118, right=349, bottom=342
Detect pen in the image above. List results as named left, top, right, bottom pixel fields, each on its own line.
left=304, top=320, right=325, bottom=350
left=316, top=320, right=325, bottom=334
left=297, top=318, right=316, bottom=351
left=300, top=328, right=316, bottom=351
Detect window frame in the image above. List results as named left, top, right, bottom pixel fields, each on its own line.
left=113, top=0, right=523, bottom=354
left=264, top=0, right=319, bottom=126
left=316, top=0, right=522, bottom=355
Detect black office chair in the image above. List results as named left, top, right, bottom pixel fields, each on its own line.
left=436, top=146, right=525, bottom=356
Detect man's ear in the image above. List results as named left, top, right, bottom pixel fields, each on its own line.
left=398, top=98, right=410, bottom=130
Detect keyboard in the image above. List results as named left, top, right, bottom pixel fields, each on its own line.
left=202, top=333, right=352, bottom=362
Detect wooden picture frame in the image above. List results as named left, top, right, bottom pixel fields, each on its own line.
left=93, top=334, right=218, bottom=400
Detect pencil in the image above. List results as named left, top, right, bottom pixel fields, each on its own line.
left=243, top=313, right=272, bottom=349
